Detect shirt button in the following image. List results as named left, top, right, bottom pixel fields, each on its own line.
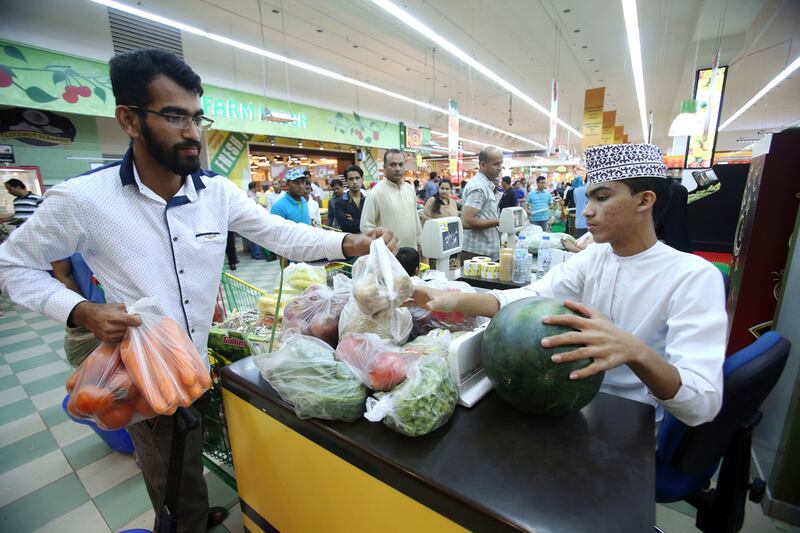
left=191, top=328, right=195, bottom=334
left=179, top=269, right=184, bottom=274
left=173, top=236, right=178, bottom=242
left=184, top=299, right=189, bottom=304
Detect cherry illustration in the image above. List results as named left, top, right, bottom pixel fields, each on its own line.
left=0, top=71, right=12, bottom=88
left=372, top=131, right=379, bottom=141
left=76, top=86, right=91, bottom=97
left=63, top=91, right=78, bottom=103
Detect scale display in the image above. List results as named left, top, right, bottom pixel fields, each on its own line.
left=442, top=220, right=460, bottom=251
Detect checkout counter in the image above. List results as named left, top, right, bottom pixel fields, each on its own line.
left=221, top=357, right=656, bottom=533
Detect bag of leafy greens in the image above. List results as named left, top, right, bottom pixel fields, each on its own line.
left=364, top=356, right=457, bottom=437
left=253, top=330, right=366, bottom=422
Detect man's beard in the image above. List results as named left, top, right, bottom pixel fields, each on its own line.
left=141, top=123, right=202, bottom=176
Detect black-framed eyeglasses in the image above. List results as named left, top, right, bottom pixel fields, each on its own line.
left=127, top=106, right=214, bottom=130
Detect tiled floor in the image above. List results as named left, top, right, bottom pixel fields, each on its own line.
left=2, top=253, right=798, bottom=532
left=0, top=253, right=278, bottom=533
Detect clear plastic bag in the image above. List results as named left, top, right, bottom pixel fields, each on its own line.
left=364, top=357, right=458, bottom=437
left=274, top=262, right=327, bottom=295
left=64, top=325, right=102, bottom=368
left=283, top=284, right=350, bottom=348
left=335, top=332, right=421, bottom=391
left=338, top=296, right=412, bottom=345
left=408, top=280, right=485, bottom=337
left=402, top=329, right=454, bottom=359
left=65, top=342, right=154, bottom=430
left=253, top=330, right=367, bottom=421
left=351, top=238, right=413, bottom=320
left=119, top=298, right=211, bottom=416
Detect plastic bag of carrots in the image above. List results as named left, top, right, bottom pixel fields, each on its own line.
left=65, top=298, right=211, bottom=429
left=65, top=342, right=153, bottom=430
left=118, top=298, right=211, bottom=416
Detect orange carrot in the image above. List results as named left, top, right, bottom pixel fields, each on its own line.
left=66, top=370, right=79, bottom=393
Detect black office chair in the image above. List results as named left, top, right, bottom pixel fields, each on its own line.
left=655, top=331, right=790, bottom=533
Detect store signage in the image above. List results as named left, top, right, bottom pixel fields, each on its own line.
left=581, top=88, right=604, bottom=149
left=208, top=130, right=248, bottom=176
left=0, top=144, right=14, bottom=163
left=547, top=79, right=558, bottom=156
left=0, top=39, right=401, bottom=150
left=0, top=108, right=76, bottom=146
left=601, top=111, right=616, bottom=144
left=364, top=150, right=379, bottom=184
left=685, top=66, right=728, bottom=168
left=405, top=126, right=421, bottom=149
left=448, top=99, right=459, bottom=174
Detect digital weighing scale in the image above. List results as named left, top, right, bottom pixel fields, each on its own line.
left=498, top=206, right=526, bottom=249
left=447, top=325, right=493, bottom=407
left=421, top=216, right=463, bottom=279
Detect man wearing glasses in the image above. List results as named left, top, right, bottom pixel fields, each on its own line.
left=0, top=49, right=396, bottom=533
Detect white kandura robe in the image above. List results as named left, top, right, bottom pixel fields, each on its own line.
left=491, top=241, right=726, bottom=426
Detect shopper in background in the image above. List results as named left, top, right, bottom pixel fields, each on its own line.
left=361, top=149, right=423, bottom=250
left=305, top=180, right=322, bottom=227
left=327, top=178, right=344, bottom=228
left=0, top=49, right=396, bottom=533
left=513, top=180, right=526, bottom=203
left=573, top=178, right=589, bottom=238
left=422, top=178, right=458, bottom=223
left=266, top=178, right=284, bottom=209
left=656, top=177, right=691, bottom=253
left=246, top=181, right=259, bottom=202
left=271, top=168, right=312, bottom=225
left=498, top=176, right=518, bottom=211
left=461, top=147, right=502, bottom=261
left=424, top=171, right=439, bottom=201
left=244, top=180, right=264, bottom=258
left=305, top=170, right=323, bottom=204
left=4, top=178, right=43, bottom=224
left=335, top=165, right=367, bottom=234
left=527, top=175, right=553, bottom=231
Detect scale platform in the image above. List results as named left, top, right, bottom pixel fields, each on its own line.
left=447, top=325, right=494, bottom=407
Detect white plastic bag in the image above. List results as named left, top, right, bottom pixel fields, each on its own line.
left=408, top=279, right=486, bottom=337
left=364, top=356, right=457, bottom=437
left=338, top=296, right=412, bottom=345
left=351, top=239, right=413, bottom=320
left=253, top=330, right=366, bottom=421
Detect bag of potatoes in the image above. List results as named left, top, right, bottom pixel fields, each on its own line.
left=351, top=238, right=413, bottom=321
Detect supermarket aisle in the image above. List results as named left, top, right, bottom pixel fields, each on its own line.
left=0, top=255, right=278, bottom=533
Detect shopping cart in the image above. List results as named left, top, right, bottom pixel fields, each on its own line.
left=200, top=272, right=271, bottom=490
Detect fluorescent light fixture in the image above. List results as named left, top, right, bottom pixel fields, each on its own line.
left=431, top=130, right=517, bottom=153
left=369, top=0, right=582, bottom=138
left=621, top=0, right=648, bottom=141
left=91, top=0, right=540, bottom=149
left=719, top=55, right=800, bottom=131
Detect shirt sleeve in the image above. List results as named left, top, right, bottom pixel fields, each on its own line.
left=463, top=188, right=486, bottom=210
left=360, top=191, right=378, bottom=233
left=226, top=181, right=346, bottom=262
left=652, top=263, right=726, bottom=426
left=0, top=182, right=88, bottom=324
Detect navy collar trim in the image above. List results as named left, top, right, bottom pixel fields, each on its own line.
left=119, top=146, right=210, bottom=191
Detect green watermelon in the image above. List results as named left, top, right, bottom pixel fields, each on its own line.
left=481, top=297, right=604, bottom=415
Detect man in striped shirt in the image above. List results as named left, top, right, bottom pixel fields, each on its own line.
left=4, top=178, right=43, bottom=224
left=526, top=175, right=553, bottom=231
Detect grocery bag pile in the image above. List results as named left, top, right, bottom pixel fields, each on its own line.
left=253, top=239, right=479, bottom=437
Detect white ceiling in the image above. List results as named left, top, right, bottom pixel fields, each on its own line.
left=3, top=0, right=799, bottom=154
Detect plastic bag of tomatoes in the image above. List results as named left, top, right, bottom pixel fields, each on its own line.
left=65, top=343, right=153, bottom=430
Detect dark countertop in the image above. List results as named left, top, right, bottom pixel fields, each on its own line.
left=457, top=274, right=531, bottom=290
left=222, top=357, right=655, bottom=533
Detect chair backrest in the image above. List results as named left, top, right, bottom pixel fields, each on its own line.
left=658, top=331, right=790, bottom=474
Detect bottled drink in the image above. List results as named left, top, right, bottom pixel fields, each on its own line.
left=537, top=235, right=552, bottom=273
left=512, top=235, right=529, bottom=284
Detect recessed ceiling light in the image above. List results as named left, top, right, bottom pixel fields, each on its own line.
left=406, top=67, right=411, bottom=71
left=594, top=69, right=599, bottom=72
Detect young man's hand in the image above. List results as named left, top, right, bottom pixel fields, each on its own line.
left=540, top=300, right=650, bottom=379
left=70, top=302, right=142, bottom=342
left=403, top=286, right=500, bottom=317
left=342, top=227, right=398, bottom=256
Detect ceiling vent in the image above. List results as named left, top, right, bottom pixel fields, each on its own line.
left=107, top=7, right=184, bottom=58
